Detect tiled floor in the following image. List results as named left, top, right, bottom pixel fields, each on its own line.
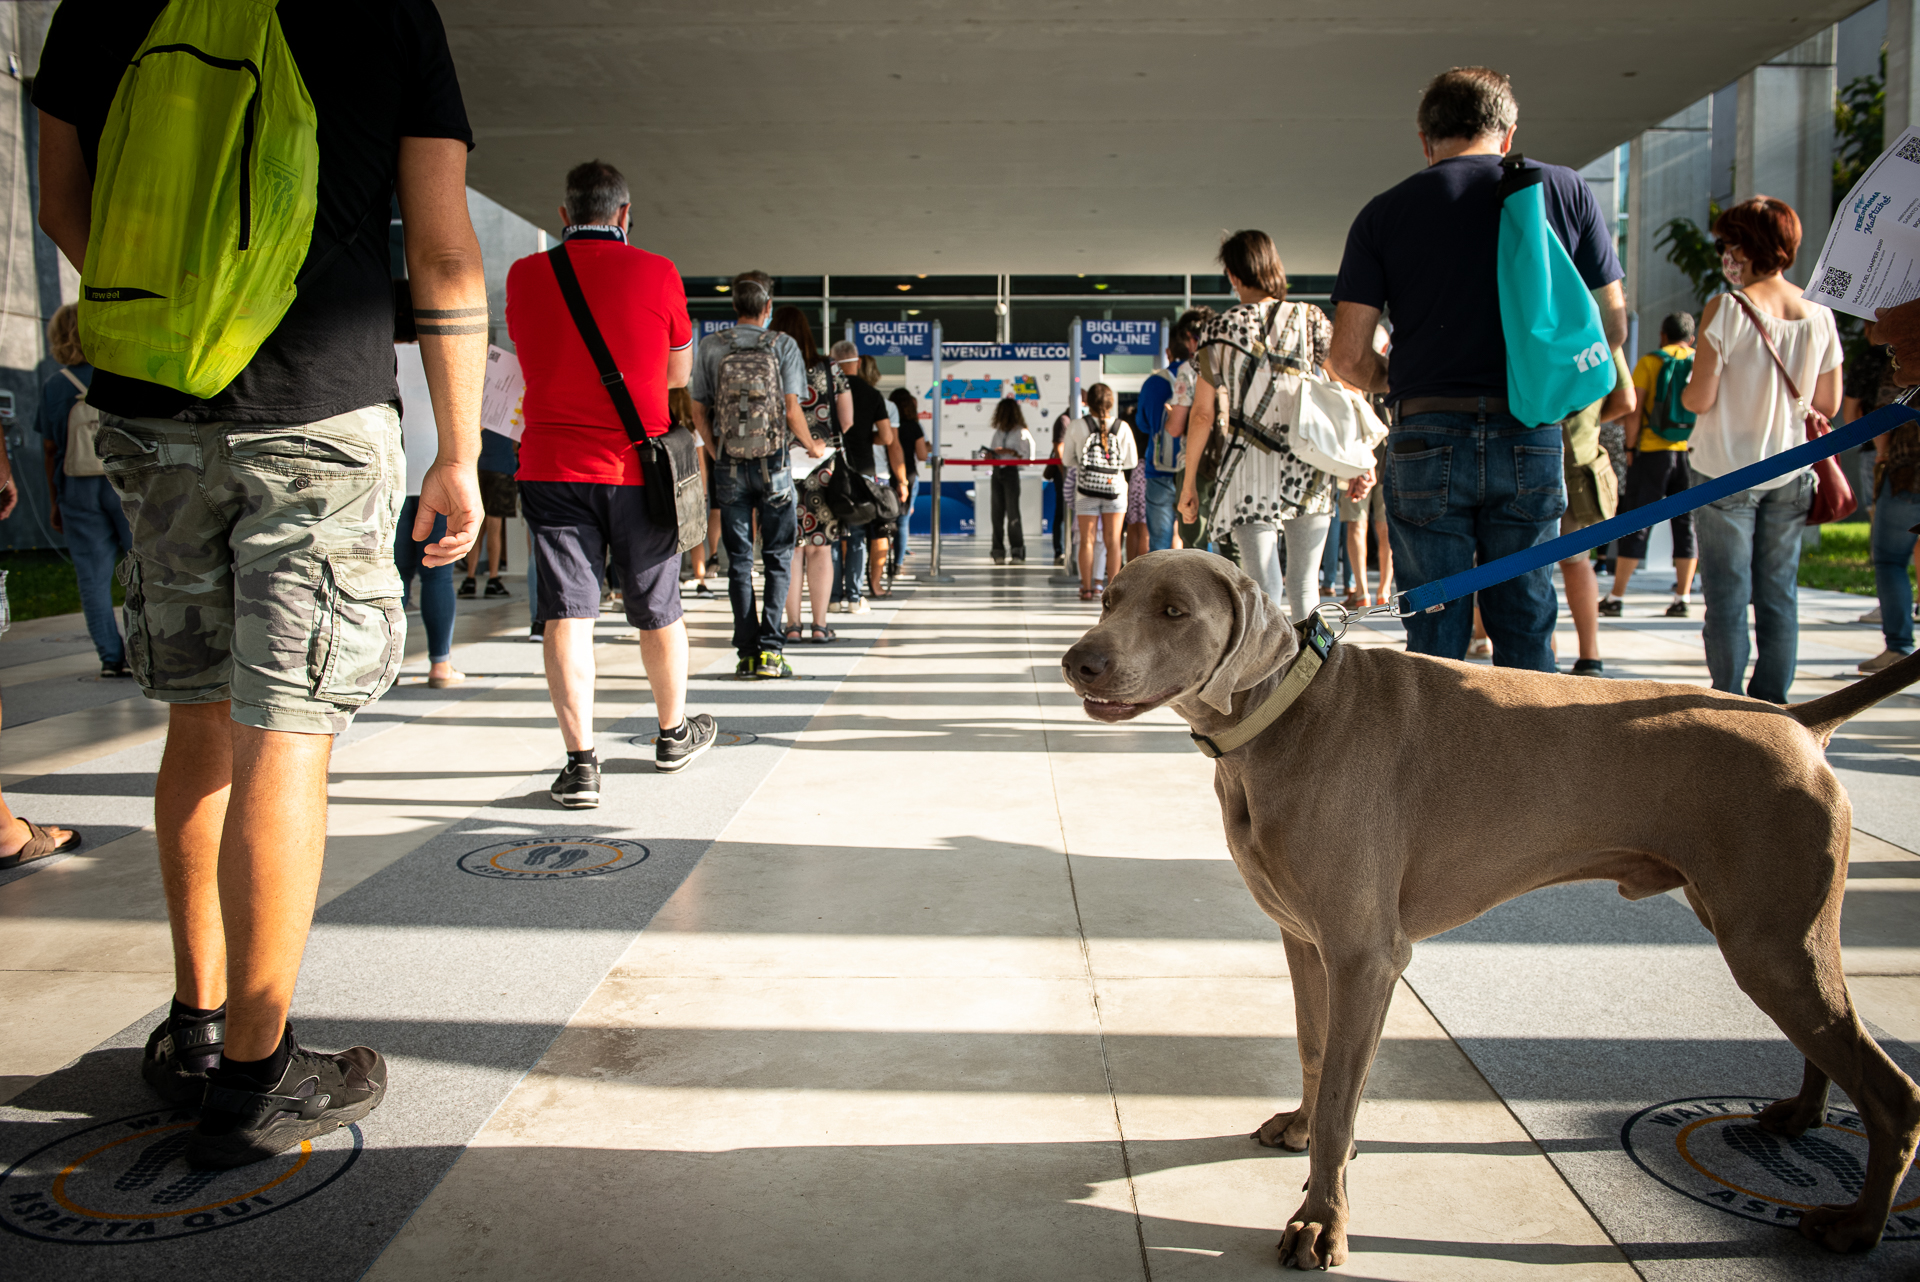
left=2, top=543, right=1916, bottom=1279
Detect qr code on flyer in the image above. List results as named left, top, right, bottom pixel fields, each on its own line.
left=1898, top=135, right=1920, bottom=162
left=1819, top=266, right=1854, bottom=298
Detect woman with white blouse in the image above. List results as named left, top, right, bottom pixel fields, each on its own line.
left=1680, top=196, right=1843, bottom=704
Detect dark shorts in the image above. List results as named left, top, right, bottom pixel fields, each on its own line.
left=477, top=468, right=519, bottom=518
left=521, top=479, right=684, bottom=631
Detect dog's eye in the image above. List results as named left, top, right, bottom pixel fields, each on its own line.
left=1165, top=605, right=1184, bottom=618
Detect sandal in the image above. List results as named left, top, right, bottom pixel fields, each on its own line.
left=1079, top=587, right=1097, bottom=601
left=810, top=625, right=837, bottom=643
left=784, top=625, right=804, bottom=642
left=1341, top=592, right=1365, bottom=611
left=0, top=818, right=83, bottom=871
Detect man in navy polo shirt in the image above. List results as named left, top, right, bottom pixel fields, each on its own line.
left=1328, top=66, right=1626, bottom=670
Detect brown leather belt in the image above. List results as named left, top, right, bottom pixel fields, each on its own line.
left=1393, top=395, right=1509, bottom=424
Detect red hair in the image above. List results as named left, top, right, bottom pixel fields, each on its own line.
left=1712, top=197, right=1801, bottom=278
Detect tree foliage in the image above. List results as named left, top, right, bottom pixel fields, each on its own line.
left=1656, top=207, right=1727, bottom=306
left=1834, top=48, right=1886, bottom=214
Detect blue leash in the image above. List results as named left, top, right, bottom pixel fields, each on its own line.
left=1391, top=400, right=1920, bottom=616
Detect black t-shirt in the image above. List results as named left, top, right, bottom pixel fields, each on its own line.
left=896, top=414, right=925, bottom=477
left=845, top=377, right=890, bottom=476
left=34, top=0, right=473, bottom=424
left=1332, top=154, right=1622, bottom=405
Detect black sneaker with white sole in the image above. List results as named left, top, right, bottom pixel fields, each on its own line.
left=141, top=1010, right=226, bottom=1104
left=655, top=712, right=717, bottom=773
left=550, top=759, right=601, bottom=808
left=188, top=1027, right=386, bottom=1169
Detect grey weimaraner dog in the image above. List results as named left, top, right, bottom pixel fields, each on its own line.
left=1061, top=549, right=1920, bottom=1270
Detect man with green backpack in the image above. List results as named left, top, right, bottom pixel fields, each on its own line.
left=1601, top=312, right=1700, bottom=617
left=34, top=0, right=485, bottom=1168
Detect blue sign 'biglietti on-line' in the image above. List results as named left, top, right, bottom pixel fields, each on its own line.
left=855, top=321, right=933, bottom=357
left=1080, top=319, right=1161, bottom=358
left=699, top=318, right=737, bottom=340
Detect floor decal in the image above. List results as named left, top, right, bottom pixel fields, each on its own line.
left=0, top=1107, right=361, bottom=1245
left=1621, top=1095, right=1920, bottom=1238
left=455, top=837, right=651, bottom=881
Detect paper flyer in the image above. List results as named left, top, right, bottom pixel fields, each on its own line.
left=1803, top=125, right=1920, bottom=320
left=790, top=447, right=830, bottom=480
left=479, top=345, right=526, bottom=441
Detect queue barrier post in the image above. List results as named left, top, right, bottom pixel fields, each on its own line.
left=924, top=320, right=955, bottom=583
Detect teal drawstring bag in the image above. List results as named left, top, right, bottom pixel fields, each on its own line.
left=1496, top=154, right=1613, bottom=427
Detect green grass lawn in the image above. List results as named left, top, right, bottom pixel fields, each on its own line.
left=1798, top=520, right=1914, bottom=596
left=0, top=549, right=124, bottom=624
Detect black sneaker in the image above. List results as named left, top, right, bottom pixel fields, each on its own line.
left=141, top=1010, right=225, bottom=1105
left=528, top=620, right=545, bottom=642
left=693, top=581, right=716, bottom=600
left=188, top=1027, right=386, bottom=1169
left=101, top=660, right=133, bottom=679
left=550, top=759, right=601, bottom=808
left=457, top=577, right=477, bottom=598
left=1665, top=599, right=1690, bottom=618
left=485, top=577, right=510, bottom=598
left=1571, top=658, right=1605, bottom=677
left=656, top=712, right=717, bottom=773
left=1596, top=596, right=1623, bottom=618
left=754, top=650, right=793, bottom=679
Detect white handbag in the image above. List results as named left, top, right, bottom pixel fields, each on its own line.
left=1290, top=375, right=1388, bottom=479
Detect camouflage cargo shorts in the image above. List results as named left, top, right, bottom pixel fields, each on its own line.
left=97, top=404, right=407, bottom=734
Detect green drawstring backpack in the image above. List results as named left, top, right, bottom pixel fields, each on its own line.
left=1495, top=153, right=1614, bottom=428
left=80, top=0, right=319, bottom=399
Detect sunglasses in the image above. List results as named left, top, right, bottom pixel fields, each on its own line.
left=1713, top=239, right=1741, bottom=257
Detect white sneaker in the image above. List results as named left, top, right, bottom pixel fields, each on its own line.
left=1859, top=606, right=1883, bottom=624
left=851, top=599, right=871, bottom=614
left=1858, top=648, right=1911, bottom=673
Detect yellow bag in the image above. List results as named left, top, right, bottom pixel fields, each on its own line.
left=80, top=0, right=318, bottom=398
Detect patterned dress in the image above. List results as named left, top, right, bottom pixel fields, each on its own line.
left=796, top=358, right=850, bottom=547
left=1193, top=300, right=1337, bottom=527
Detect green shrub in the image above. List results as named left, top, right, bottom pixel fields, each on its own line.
left=0, top=549, right=124, bottom=623
left=1798, top=521, right=1912, bottom=596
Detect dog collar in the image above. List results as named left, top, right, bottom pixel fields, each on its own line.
left=1190, top=615, right=1335, bottom=759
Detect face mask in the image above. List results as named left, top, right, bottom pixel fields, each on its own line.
left=1721, top=252, right=1745, bottom=287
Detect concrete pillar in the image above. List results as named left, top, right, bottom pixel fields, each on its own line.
left=1891, top=0, right=1920, bottom=135
left=1735, top=28, right=1837, bottom=286
left=1625, top=99, right=1713, bottom=358
left=465, top=188, right=545, bottom=351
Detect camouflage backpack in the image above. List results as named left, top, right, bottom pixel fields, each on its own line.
left=714, top=329, right=784, bottom=459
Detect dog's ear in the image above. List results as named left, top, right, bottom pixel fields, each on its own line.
left=1197, top=560, right=1299, bottom=714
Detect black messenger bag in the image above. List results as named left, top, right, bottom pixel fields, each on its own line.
left=546, top=245, right=705, bottom=553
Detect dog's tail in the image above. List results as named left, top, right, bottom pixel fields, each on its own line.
left=1787, top=650, right=1920, bottom=746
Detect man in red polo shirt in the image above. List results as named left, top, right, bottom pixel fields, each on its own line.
left=507, top=160, right=716, bottom=805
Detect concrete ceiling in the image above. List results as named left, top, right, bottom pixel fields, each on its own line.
left=442, top=1, right=1871, bottom=277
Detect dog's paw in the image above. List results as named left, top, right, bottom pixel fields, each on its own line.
left=1798, top=1203, right=1886, bottom=1254
left=1754, top=1095, right=1822, bottom=1137
left=1254, top=1109, right=1311, bottom=1151
left=1278, top=1206, right=1347, bottom=1270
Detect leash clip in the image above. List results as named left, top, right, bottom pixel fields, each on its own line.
left=1311, top=597, right=1414, bottom=641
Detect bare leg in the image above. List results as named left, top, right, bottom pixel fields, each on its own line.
left=0, top=693, right=76, bottom=859
left=638, top=619, right=688, bottom=730
left=806, top=546, right=832, bottom=627
left=1077, top=514, right=1097, bottom=591
left=154, top=702, right=233, bottom=1010
left=1561, top=557, right=1601, bottom=662
left=219, top=723, right=332, bottom=1060
left=1102, top=512, right=1124, bottom=583
left=1371, top=518, right=1393, bottom=604
left=1673, top=556, right=1698, bottom=597
left=483, top=515, right=505, bottom=578
left=543, top=617, right=597, bottom=752
left=784, top=550, right=803, bottom=629
left=1345, top=518, right=1367, bottom=601
left=868, top=535, right=889, bottom=594
left=1610, top=554, right=1640, bottom=599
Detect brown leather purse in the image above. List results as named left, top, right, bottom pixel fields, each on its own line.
left=1728, top=291, right=1854, bottom=525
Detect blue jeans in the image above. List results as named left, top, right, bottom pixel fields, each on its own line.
left=60, top=475, right=131, bottom=665
left=891, top=482, right=916, bottom=570
left=833, top=525, right=868, bottom=603
left=1145, top=473, right=1179, bottom=551
left=717, top=459, right=798, bottom=657
left=1383, top=412, right=1566, bottom=671
left=1319, top=510, right=1345, bottom=591
left=395, top=497, right=456, bottom=664
left=1695, top=471, right=1813, bottom=703
left=1870, top=478, right=1920, bottom=653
